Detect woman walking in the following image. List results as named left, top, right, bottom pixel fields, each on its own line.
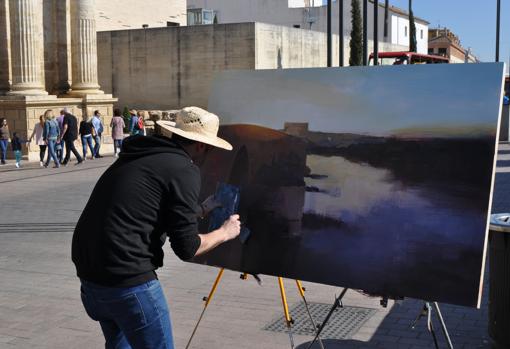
left=79, top=115, right=95, bottom=160
left=0, top=118, right=10, bottom=165
left=29, top=115, right=47, bottom=167
left=110, top=108, right=125, bottom=157
left=43, top=110, right=60, bottom=168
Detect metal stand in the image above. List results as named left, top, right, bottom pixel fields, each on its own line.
left=185, top=268, right=325, bottom=349
left=411, top=302, right=454, bottom=349
left=306, top=288, right=349, bottom=349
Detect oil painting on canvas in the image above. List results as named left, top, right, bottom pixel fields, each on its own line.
left=191, top=63, right=505, bottom=307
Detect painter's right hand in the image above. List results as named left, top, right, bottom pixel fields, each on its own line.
left=221, top=214, right=241, bottom=241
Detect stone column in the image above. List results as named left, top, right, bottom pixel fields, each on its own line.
left=7, top=0, right=47, bottom=95
left=0, top=0, right=11, bottom=94
left=68, top=0, right=103, bottom=96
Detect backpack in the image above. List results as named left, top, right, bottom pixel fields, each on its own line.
left=136, top=116, right=144, bottom=130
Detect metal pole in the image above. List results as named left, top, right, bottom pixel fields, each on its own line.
left=327, top=0, right=332, bottom=67
left=496, top=0, right=501, bottom=62
left=384, top=0, right=389, bottom=38
left=339, top=0, right=344, bottom=66
left=373, top=0, right=379, bottom=65
left=363, top=0, right=368, bottom=65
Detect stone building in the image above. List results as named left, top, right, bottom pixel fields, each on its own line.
left=0, top=0, right=117, bottom=160
left=428, top=28, right=479, bottom=64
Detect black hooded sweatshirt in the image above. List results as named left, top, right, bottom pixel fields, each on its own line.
left=72, top=135, right=202, bottom=287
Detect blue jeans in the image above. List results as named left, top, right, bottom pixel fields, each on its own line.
left=0, top=139, right=8, bottom=162
left=80, top=279, right=174, bottom=349
left=93, top=133, right=102, bottom=157
left=114, top=139, right=123, bottom=154
left=81, top=135, right=94, bottom=159
left=14, top=150, right=21, bottom=163
left=56, top=140, right=64, bottom=163
left=46, top=139, right=59, bottom=166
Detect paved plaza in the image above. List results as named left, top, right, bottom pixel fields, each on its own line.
left=1, top=144, right=510, bottom=349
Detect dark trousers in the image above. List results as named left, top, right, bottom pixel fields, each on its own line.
left=38, top=145, right=47, bottom=162
left=63, top=139, right=83, bottom=164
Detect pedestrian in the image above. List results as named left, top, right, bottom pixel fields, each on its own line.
left=43, top=110, right=61, bottom=168
left=110, top=108, right=125, bottom=157
left=0, top=118, right=10, bottom=165
left=11, top=132, right=28, bottom=168
left=72, top=106, right=240, bottom=349
left=56, top=109, right=66, bottom=163
left=29, top=115, right=47, bottom=167
left=128, top=109, right=142, bottom=136
left=61, top=110, right=83, bottom=166
left=91, top=110, right=104, bottom=158
left=79, top=114, right=95, bottom=161
left=137, top=111, right=145, bottom=136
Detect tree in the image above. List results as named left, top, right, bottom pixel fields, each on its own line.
left=409, top=0, right=417, bottom=52
left=349, top=0, right=363, bottom=66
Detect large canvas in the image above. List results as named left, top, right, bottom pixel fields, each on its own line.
left=192, top=63, right=505, bottom=307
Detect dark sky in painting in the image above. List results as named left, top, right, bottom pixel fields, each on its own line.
left=208, top=63, right=505, bottom=137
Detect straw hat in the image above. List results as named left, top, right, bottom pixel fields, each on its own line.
left=156, top=107, right=232, bottom=151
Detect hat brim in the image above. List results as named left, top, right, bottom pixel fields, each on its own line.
left=157, top=120, right=233, bottom=151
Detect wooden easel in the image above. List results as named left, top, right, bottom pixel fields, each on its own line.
left=185, top=268, right=325, bottom=349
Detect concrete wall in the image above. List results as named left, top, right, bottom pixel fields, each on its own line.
left=254, top=22, right=338, bottom=69
left=97, top=22, right=407, bottom=110
left=96, top=0, right=187, bottom=31
left=97, top=23, right=256, bottom=110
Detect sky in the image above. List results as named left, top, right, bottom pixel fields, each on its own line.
left=384, top=0, right=510, bottom=67
left=209, top=64, right=504, bottom=136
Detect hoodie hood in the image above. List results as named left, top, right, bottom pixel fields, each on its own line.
left=119, top=135, right=190, bottom=160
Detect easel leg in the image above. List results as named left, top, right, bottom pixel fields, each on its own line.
left=295, top=281, right=325, bottom=349
left=278, top=277, right=295, bottom=349
left=411, top=302, right=454, bottom=349
left=433, top=302, right=454, bottom=349
left=306, top=288, right=348, bottom=349
left=185, top=268, right=225, bottom=349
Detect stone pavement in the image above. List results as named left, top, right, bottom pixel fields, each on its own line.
left=0, top=144, right=509, bottom=349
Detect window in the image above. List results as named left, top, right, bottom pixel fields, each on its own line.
left=420, top=30, right=423, bottom=39
left=293, top=24, right=301, bottom=28
left=404, top=26, right=407, bottom=37
left=187, top=8, right=215, bottom=25
left=428, top=48, right=434, bottom=55
left=438, top=48, right=447, bottom=56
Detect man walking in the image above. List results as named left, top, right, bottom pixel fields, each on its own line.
left=91, top=110, right=104, bottom=158
left=72, top=107, right=240, bottom=349
left=56, top=109, right=66, bottom=163
left=61, top=109, right=83, bottom=165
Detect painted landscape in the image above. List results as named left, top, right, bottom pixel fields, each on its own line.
left=192, top=64, right=505, bottom=307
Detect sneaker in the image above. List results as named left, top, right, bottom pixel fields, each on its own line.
left=15, top=162, right=20, bottom=168
left=76, top=160, right=83, bottom=165
left=53, top=163, right=60, bottom=168
left=1, top=160, right=5, bottom=165
left=39, top=161, right=44, bottom=167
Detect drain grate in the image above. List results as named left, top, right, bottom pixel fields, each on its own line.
left=0, top=223, right=76, bottom=234
left=264, top=302, right=376, bottom=340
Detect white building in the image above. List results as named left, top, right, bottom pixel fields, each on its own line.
left=95, top=0, right=187, bottom=31
left=187, top=0, right=429, bottom=54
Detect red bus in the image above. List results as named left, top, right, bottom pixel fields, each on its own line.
left=369, top=51, right=450, bottom=65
